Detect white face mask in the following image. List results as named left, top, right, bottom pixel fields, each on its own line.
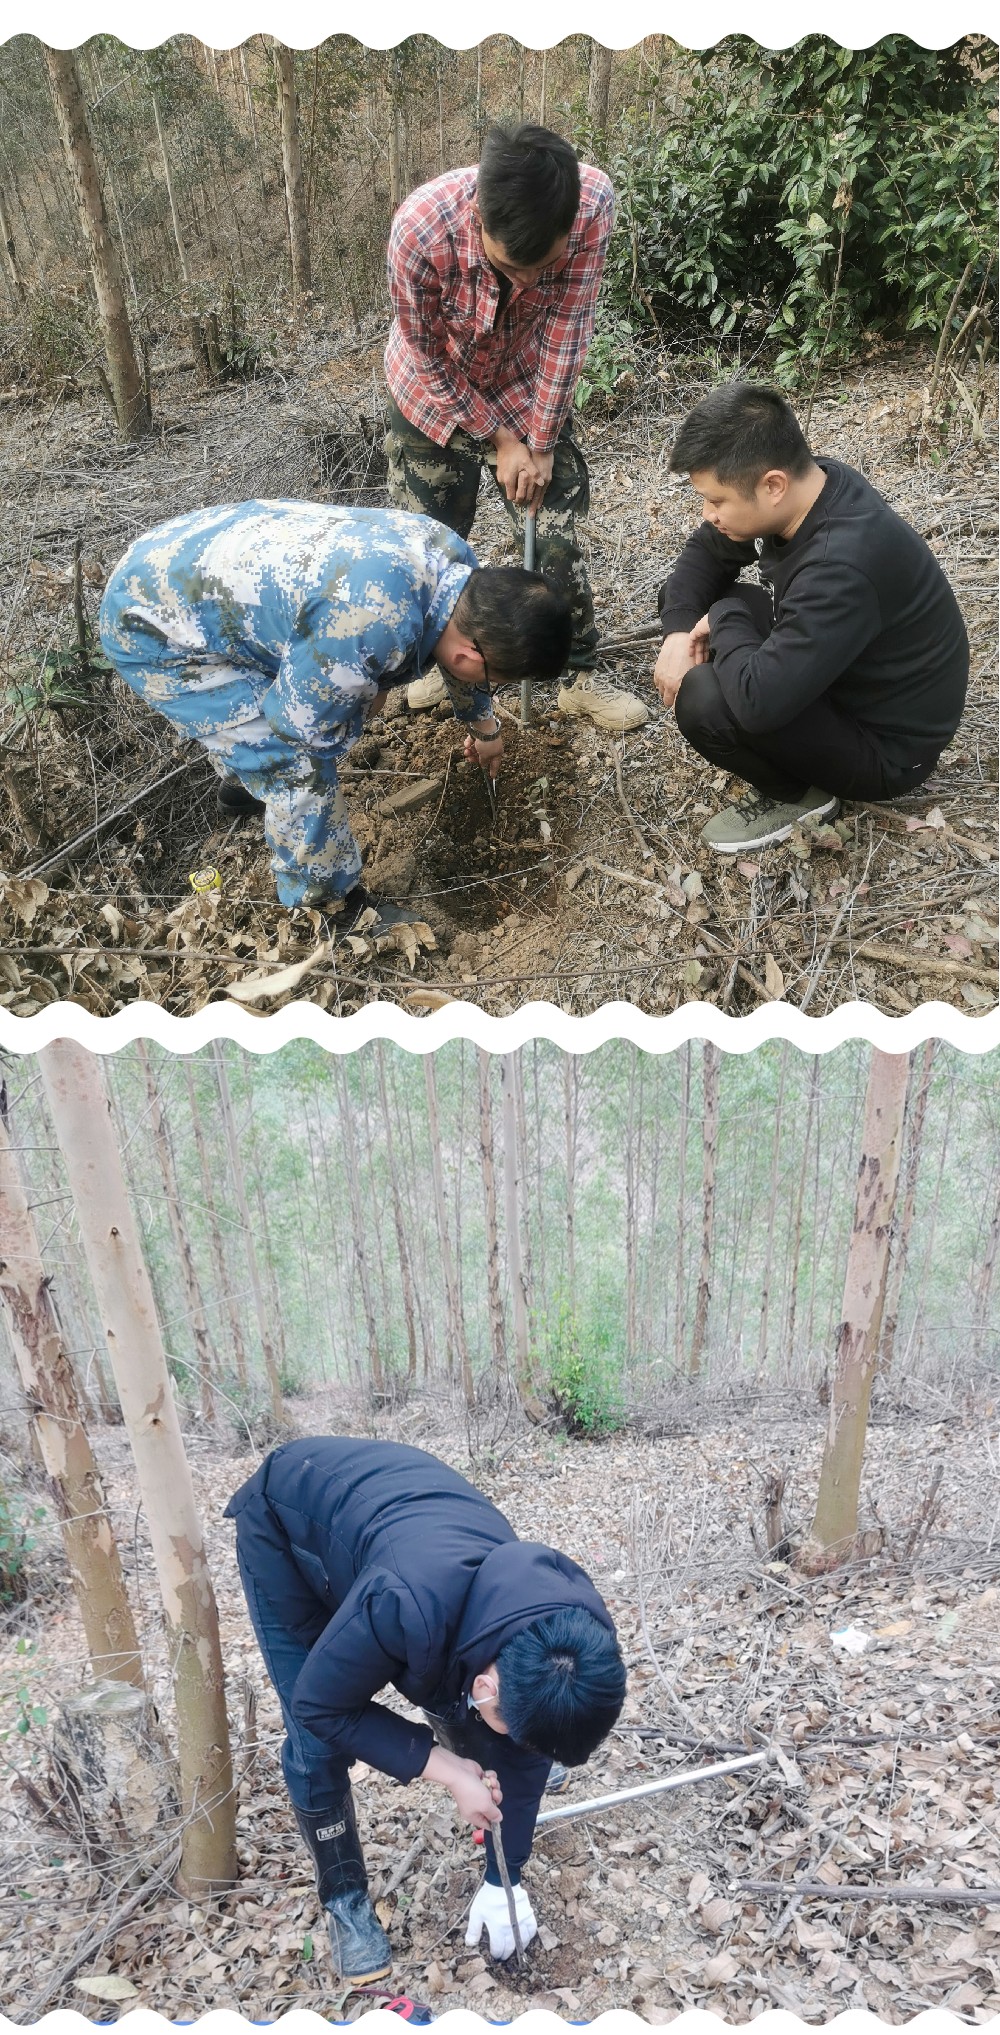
left=468, top=1678, right=499, bottom=1713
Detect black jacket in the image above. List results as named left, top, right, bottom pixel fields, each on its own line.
left=225, top=1436, right=618, bottom=1877
left=657, top=458, right=969, bottom=767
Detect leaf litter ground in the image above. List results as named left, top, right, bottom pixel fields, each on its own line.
left=0, top=330, right=996, bottom=1018
left=1, top=1387, right=999, bottom=2023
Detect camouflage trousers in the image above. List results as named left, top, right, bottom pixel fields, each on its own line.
left=102, top=635, right=361, bottom=909
left=384, top=398, right=598, bottom=666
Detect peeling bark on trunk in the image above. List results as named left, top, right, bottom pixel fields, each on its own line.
left=0, top=1113, right=142, bottom=1688
left=879, top=1040, right=935, bottom=1376
left=39, top=1041, right=237, bottom=1893
left=808, top=1049, right=911, bottom=1562
left=587, top=43, right=614, bottom=134
left=45, top=49, right=148, bottom=439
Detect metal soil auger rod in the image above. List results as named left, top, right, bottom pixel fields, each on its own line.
left=521, top=507, right=536, bottom=729
left=535, top=1749, right=771, bottom=1828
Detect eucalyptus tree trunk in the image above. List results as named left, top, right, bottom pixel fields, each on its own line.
left=337, top=1062, right=384, bottom=1396
left=0, top=1112, right=142, bottom=1687
left=150, top=93, right=190, bottom=284
left=587, top=42, right=614, bottom=134
left=879, top=1040, right=935, bottom=1376
left=808, top=1050, right=911, bottom=1563
left=273, top=42, right=312, bottom=299
left=501, top=1054, right=532, bottom=1396
left=137, top=1048, right=216, bottom=1423
left=689, top=1043, right=720, bottom=1380
left=564, top=1054, right=578, bottom=1313
left=0, top=177, right=24, bottom=302
left=512, top=1052, right=535, bottom=1323
left=784, top=1054, right=820, bottom=1366
left=376, top=1045, right=418, bottom=1381
left=757, top=1044, right=789, bottom=1370
left=674, top=1043, right=690, bottom=1359
left=45, top=49, right=148, bottom=438
left=972, top=1167, right=1000, bottom=1364
left=477, top=1051, right=507, bottom=1379
left=624, top=1049, right=639, bottom=1364
left=424, top=1057, right=473, bottom=1406
left=183, top=1061, right=248, bottom=1389
left=211, top=1044, right=283, bottom=1421
left=38, top=1042, right=237, bottom=1893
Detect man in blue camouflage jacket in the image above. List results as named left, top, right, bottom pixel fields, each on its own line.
left=100, top=499, right=570, bottom=921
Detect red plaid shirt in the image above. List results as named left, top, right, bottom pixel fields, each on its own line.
left=385, top=164, right=613, bottom=453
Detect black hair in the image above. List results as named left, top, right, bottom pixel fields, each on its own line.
left=455, top=567, right=572, bottom=682
left=670, top=382, right=814, bottom=497
left=495, top=1608, right=626, bottom=1765
left=476, top=124, right=580, bottom=266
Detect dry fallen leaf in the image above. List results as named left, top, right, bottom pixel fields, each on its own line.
left=764, top=952, right=785, bottom=999
left=76, top=1975, right=140, bottom=2001
left=226, top=941, right=331, bottom=1002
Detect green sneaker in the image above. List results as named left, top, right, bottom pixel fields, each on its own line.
left=701, top=786, right=839, bottom=853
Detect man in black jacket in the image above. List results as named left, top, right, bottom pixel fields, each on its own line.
left=653, top=382, right=969, bottom=853
left=225, top=1437, right=626, bottom=1983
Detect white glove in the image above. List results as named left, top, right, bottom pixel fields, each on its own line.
left=465, top=1880, right=538, bottom=1960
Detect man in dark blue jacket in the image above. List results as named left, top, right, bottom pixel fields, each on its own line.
left=225, top=1436, right=626, bottom=1983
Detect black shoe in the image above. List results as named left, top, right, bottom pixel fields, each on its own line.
left=217, top=777, right=265, bottom=819
left=328, top=884, right=419, bottom=941
left=325, top=1888, right=392, bottom=1985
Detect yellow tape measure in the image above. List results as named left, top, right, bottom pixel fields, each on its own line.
left=189, top=866, right=222, bottom=895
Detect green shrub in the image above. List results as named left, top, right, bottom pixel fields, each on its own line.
left=545, top=1303, right=627, bottom=1438
left=601, top=36, right=998, bottom=381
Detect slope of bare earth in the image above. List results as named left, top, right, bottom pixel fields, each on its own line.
left=0, top=329, right=996, bottom=1019
left=1, top=1387, right=998, bottom=2023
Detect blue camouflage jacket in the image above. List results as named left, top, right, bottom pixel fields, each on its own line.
left=99, top=500, right=493, bottom=748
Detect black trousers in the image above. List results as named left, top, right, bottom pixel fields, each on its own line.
left=674, top=588, right=943, bottom=803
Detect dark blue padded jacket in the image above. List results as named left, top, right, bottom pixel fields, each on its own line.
left=225, top=1435, right=618, bottom=1879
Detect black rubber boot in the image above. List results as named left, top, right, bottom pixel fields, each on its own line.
left=218, top=776, right=266, bottom=819
left=291, top=1798, right=392, bottom=1984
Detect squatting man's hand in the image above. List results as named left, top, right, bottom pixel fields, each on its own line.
left=465, top=1881, right=539, bottom=1961
left=493, top=426, right=553, bottom=512
left=652, top=615, right=711, bottom=709
left=463, top=722, right=505, bottom=780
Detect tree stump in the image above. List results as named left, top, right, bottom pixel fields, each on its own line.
left=49, top=1680, right=179, bottom=1879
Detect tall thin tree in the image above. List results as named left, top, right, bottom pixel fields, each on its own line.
left=273, top=42, right=312, bottom=300
left=0, top=1108, right=142, bottom=1687
left=809, top=1050, right=911, bottom=1561
left=477, top=1051, right=507, bottom=1381
left=39, top=1042, right=237, bottom=1892
left=44, top=49, right=149, bottom=438
left=689, top=1043, right=720, bottom=1380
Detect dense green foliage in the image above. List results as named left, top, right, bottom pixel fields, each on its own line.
left=602, top=37, right=998, bottom=382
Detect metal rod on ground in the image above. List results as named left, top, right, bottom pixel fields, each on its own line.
left=520, top=508, right=536, bottom=730
left=536, top=1750, right=769, bottom=1827
left=491, top=1813, right=526, bottom=1969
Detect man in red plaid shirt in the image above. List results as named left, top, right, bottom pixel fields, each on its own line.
left=384, top=123, right=647, bottom=733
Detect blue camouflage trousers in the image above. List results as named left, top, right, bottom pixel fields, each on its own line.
left=100, top=620, right=362, bottom=909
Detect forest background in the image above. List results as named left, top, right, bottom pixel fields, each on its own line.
left=0, top=33, right=996, bottom=1017
left=0, top=1038, right=999, bottom=2021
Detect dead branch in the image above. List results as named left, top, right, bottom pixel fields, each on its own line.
left=829, top=939, right=998, bottom=989
left=738, top=1878, right=1000, bottom=1906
